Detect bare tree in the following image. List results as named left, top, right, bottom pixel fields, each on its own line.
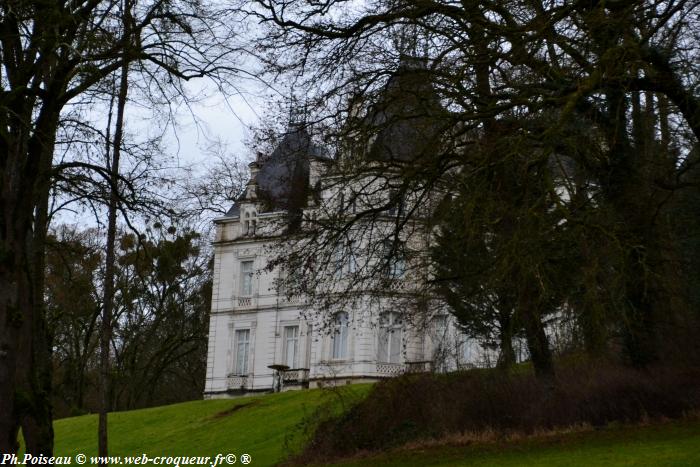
left=251, top=0, right=700, bottom=375
left=0, top=0, right=244, bottom=454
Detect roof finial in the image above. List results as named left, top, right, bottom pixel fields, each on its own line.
left=287, top=90, right=307, bottom=130
left=393, top=21, right=428, bottom=71
left=397, top=23, right=418, bottom=59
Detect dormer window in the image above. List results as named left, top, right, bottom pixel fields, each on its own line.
left=243, top=211, right=257, bottom=236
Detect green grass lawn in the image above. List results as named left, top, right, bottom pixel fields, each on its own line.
left=51, top=385, right=370, bottom=466
left=332, top=419, right=700, bottom=466
left=48, top=386, right=700, bottom=467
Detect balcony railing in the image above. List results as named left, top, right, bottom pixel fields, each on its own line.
left=282, top=368, right=310, bottom=383
left=405, top=360, right=431, bottom=373
left=282, top=295, right=301, bottom=304
left=376, top=363, right=405, bottom=376
left=227, top=374, right=248, bottom=390
left=236, top=296, right=253, bottom=307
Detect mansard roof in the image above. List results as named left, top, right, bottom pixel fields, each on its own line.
left=365, top=58, right=446, bottom=162
left=223, top=125, right=327, bottom=218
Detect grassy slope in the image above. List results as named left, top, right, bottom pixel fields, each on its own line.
left=53, top=386, right=370, bottom=466
left=50, top=386, right=700, bottom=467
left=333, top=419, right=700, bottom=466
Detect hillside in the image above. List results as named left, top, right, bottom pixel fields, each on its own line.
left=331, top=419, right=700, bottom=466
left=51, top=386, right=370, bottom=466
left=47, top=384, right=700, bottom=467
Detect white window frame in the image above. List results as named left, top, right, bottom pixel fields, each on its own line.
left=383, top=240, right=406, bottom=279
left=283, top=325, right=299, bottom=368
left=332, top=312, right=349, bottom=360
left=378, top=312, right=403, bottom=363
left=240, top=260, right=254, bottom=296
left=234, top=329, right=250, bottom=375
left=243, top=211, right=257, bottom=236
left=432, top=315, right=450, bottom=373
left=333, top=241, right=357, bottom=278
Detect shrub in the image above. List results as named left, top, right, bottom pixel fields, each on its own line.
left=293, top=362, right=700, bottom=464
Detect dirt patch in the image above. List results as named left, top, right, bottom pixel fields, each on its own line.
left=210, top=400, right=261, bottom=419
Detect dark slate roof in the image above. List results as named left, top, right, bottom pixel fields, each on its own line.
left=224, top=203, right=240, bottom=218
left=256, top=125, right=324, bottom=212
left=222, top=125, right=326, bottom=217
left=366, top=60, right=445, bottom=162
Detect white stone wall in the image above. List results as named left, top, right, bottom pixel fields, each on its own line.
left=204, top=173, right=494, bottom=398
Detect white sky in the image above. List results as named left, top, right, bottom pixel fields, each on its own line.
left=164, top=80, right=264, bottom=167
left=53, top=77, right=267, bottom=228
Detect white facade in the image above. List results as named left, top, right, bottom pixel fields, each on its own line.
left=203, top=126, right=505, bottom=398
left=203, top=215, right=477, bottom=396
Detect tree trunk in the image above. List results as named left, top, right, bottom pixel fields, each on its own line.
left=497, top=329, right=516, bottom=370
left=0, top=210, right=39, bottom=454
left=0, top=263, right=24, bottom=454
left=496, top=301, right=516, bottom=369
left=20, top=187, right=55, bottom=455
left=1, top=98, right=59, bottom=453
left=519, top=277, right=554, bottom=379
left=99, top=15, right=131, bottom=459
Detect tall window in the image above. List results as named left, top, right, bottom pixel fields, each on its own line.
left=347, top=241, right=357, bottom=274
left=332, top=312, right=349, bottom=359
left=386, top=190, right=405, bottom=217
left=275, top=268, right=287, bottom=296
left=459, top=336, right=475, bottom=366
left=284, top=325, right=299, bottom=368
left=383, top=240, right=406, bottom=278
left=432, top=315, right=450, bottom=373
left=338, top=190, right=357, bottom=214
left=333, top=241, right=357, bottom=278
left=240, top=260, right=254, bottom=296
left=378, top=312, right=403, bottom=363
left=234, top=329, right=250, bottom=375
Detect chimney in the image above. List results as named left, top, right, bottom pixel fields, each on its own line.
left=249, top=160, right=260, bottom=179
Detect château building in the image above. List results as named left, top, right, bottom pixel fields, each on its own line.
left=203, top=64, right=502, bottom=398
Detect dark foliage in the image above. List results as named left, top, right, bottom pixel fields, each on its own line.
left=295, top=362, right=700, bottom=463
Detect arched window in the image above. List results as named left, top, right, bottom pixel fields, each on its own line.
left=332, top=312, right=349, bottom=359
left=378, top=312, right=403, bottom=363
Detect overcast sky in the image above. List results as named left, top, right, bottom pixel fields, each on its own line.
left=165, top=80, right=264, bottom=167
